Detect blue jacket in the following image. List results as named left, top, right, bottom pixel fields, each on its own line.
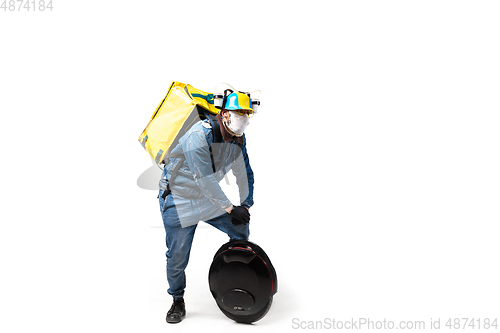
left=159, top=118, right=254, bottom=227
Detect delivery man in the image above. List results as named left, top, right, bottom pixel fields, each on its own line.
left=158, top=91, right=255, bottom=323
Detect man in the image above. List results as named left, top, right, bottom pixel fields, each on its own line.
left=158, top=91, right=255, bottom=323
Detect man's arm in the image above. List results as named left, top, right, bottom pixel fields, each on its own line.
left=231, top=138, right=254, bottom=209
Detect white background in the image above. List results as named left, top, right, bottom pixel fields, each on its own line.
left=1, top=1, right=499, bottom=332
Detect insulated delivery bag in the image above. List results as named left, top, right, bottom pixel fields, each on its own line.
left=138, top=81, right=220, bottom=165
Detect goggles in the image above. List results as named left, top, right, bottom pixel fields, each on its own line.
left=233, top=109, right=255, bottom=118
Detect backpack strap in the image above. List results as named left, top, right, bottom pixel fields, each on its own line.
left=204, top=111, right=222, bottom=144
left=161, top=155, right=185, bottom=200
left=204, top=112, right=222, bottom=174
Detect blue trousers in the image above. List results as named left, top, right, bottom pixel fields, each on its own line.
left=159, top=191, right=250, bottom=300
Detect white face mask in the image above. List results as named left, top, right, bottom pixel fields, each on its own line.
left=225, top=111, right=250, bottom=136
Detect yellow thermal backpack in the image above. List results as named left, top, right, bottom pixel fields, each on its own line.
left=138, top=81, right=220, bottom=164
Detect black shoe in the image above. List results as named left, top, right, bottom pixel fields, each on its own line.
left=166, top=297, right=186, bottom=324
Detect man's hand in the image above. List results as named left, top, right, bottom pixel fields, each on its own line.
left=225, top=205, right=249, bottom=213
left=229, top=206, right=250, bottom=225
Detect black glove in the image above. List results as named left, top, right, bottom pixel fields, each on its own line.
left=230, top=206, right=250, bottom=225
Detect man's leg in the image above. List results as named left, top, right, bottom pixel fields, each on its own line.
left=204, top=212, right=250, bottom=241
left=159, top=192, right=197, bottom=300
left=164, top=223, right=197, bottom=299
